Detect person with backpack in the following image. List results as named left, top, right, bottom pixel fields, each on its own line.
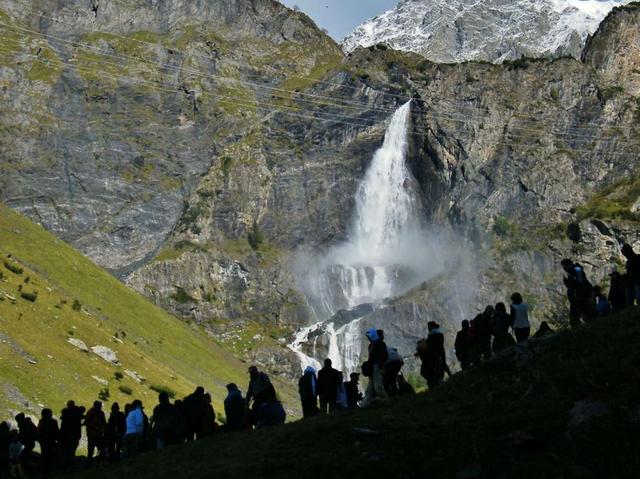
left=417, top=322, right=449, bottom=389
left=151, top=392, right=181, bottom=449
left=85, top=401, right=107, bottom=463
left=202, top=393, right=217, bottom=437
left=106, top=403, right=125, bottom=462
left=608, top=269, right=628, bottom=313
left=223, top=384, right=245, bottom=430
left=37, top=408, right=59, bottom=473
left=361, top=328, right=389, bottom=406
left=298, top=366, right=319, bottom=418
left=59, top=400, right=84, bottom=468
left=317, top=358, right=341, bottom=414
left=476, top=306, right=493, bottom=360
left=14, top=413, right=36, bottom=474
left=562, top=259, right=593, bottom=326
left=510, top=293, right=531, bottom=343
left=182, top=387, right=207, bottom=441
left=336, top=372, right=348, bottom=409
left=253, top=384, right=286, bottom=429
left=621, top=243, right=640, bottom=306
left=8, top=431, right=23, bottom=479
left=245, top=366, right=272, bottom=426
left=344, top=373, right=362, bottom=409
left=383, top=346, right=404, bottom=395
left=492, top=303, right=516, bottom=354
left=592, top=286, right=611, bottom=317
left=454, top=320, right=473, bottom=369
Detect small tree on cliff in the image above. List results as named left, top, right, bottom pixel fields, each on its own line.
left=248, top=220, right=264, bottom=250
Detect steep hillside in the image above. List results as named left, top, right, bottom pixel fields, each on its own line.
left=0, top=0, right=639, bottom=377
left=0, top=204, right=293, bottom=418
left=67, top=309, right=640, bottom=479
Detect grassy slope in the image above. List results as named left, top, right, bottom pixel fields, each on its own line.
left=0, top=204, right=250, bottom=417
left=67, top=308, right=640, bottom=479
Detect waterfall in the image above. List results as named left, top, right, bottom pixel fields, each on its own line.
left=347, top=100, right=419, bottom=267
left=292, top=100, right=424, bottom=373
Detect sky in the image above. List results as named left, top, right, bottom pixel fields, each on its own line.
left=279, top=0, right=399, bottom=41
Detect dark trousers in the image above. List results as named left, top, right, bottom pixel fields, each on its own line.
left=514, top=327, right=530, bottom=343
left=569, top=298, right=594, bottom=327
left=87, top=435, right=104, bottom=460
left=107, top=435, right=122, bottom=462
left=40, top=444, right=57, bottom=472
left=301, top=401, right=319, bottom=418
left=319, top=400, right=337, bottom=414
left=383, top=362, right=403, bottom=395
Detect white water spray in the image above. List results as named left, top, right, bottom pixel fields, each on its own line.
left=292, top=100, right=437, bottom=373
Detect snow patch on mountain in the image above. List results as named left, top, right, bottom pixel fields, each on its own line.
left=341, top=0, right=633, bottom=63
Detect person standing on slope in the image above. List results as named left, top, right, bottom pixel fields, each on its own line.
left=621, top=243, right=640, bottom=306
left=361, top=328, right=389, bottom=406
left=317, top=358, right=341, bottom=414
left=561, top=259, right=593, bottom=326
left=246, top=366, right=272, bottom=427
left=298, top=366, right=319, bottom=418
left=510, top=293, right=531, bottom=343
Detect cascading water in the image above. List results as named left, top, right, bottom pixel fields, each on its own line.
left=291, top=100, right=428, bottom=373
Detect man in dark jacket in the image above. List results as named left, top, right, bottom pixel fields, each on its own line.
left=418, top=322, right=448, bottom=389
left=223, top=384, right=245, bottom=430
left=151, top=392, right=181, bottom=449
left=454, top=320, right=473, bottom=369
left=15, top=413, right=37, bottom=472
left=345, top=373, right=362, bottom=409
left=622, top=243, right=640, bottom=306
left=85, top=401, right=107, bottom=462
left=608, top=270, right=628, bottom=313
left=562, top=259, right=593, bottom=326
left=298, top=367, right=319, bottom=418
left=59, top=400, right=84, bottom=469
left=37, top=408, right=59, bottom=473
left=246, top=366, right=272, bottom=427
left=106, top=403, right=125, bottom=462
left=361, top=328, right=389, bottom=406
left=317, top=359, right=341, bottom=414
left=182, top=387, right=207, bottom=441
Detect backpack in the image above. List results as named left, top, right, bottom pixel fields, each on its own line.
left=416, top=338, right=428, bottom=355
left=361, top=360, right=373, bottom=377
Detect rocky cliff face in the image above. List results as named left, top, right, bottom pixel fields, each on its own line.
left=1, top=0, right=639, bottom=375
left=342, top=0, right=634, bottom=63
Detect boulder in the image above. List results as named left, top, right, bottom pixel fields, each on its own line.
left=90, top=345, right=119, bottom=365
left=124, top=370, right=146, bottom=383
left=67, top=338, right=89, bottom=353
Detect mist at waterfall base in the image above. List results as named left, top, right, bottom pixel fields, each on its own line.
left=289, top=101, right=469, bottom=374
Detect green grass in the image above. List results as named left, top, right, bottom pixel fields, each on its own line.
left=64, top=308, right=640, bottom=479
left=0, top=204, right=250, bottom=417
left=575, top=174, right=640, bottom=222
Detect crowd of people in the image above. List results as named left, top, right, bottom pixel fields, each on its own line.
left=0, top=366, right=285, bottom=478
left=295, top=244, right=640, bottom=410
left=1, top=244, right=638, bottom=477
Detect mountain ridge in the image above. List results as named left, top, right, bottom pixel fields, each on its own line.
left=342, top=0, right=634, bottom=63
